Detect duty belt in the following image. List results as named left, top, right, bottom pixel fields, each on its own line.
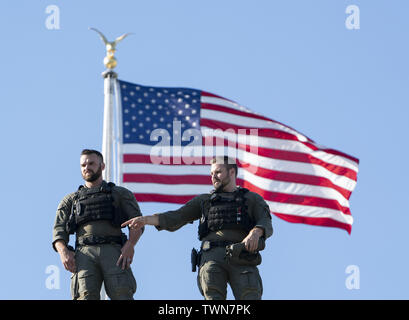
left=75, top=235, right=126, bottom=247
left=201, top=240, right=236, bottom=251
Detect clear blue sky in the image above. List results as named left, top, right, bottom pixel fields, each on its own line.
left=1, top=0, right=408, bottom=300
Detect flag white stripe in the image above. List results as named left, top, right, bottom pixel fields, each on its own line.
left=123, top=163, right=209, bottom=175
left=266, top=200, right=353, bottom=225
left=201, top=96, right=243, bottom=110
left=201, top=108, right=310, bottom=142
left=123, top=182, right=212, bottom=194
left=241, top=170, right=350, bottom=207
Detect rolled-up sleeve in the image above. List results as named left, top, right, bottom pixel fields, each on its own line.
left=52, top=194, right=74, bottom=252
left=156, top=195, right=205, bottom=232
left=249, top=193, right=273, bottom=239
left=117, top=187, right=142, bottom=219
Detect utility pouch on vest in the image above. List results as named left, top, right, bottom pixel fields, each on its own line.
left=191, top=248, right=201, bottom=272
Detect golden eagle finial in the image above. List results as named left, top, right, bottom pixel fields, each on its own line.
left=89, top=27, right=133, bottom=69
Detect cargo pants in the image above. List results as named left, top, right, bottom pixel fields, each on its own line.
left=197, top=246, right=263, bottom=300
left=70, top=244, right=136, bottom=300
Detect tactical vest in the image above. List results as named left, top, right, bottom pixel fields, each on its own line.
left=198, top=187, right=254, bottom=240
left=66, top=182, right=121, bottom=234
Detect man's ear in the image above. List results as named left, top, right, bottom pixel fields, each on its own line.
left=101, top=162, right=106, bottom=171
left=229, top=167, right=236, bottom=178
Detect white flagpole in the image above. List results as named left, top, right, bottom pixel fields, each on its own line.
left=90, top=27, right=131, bottom=301
left=113, top=79, right=123, bottom=186
left=100, top=70, right=117, bottom=300
left=102, top=70, right=117, bottom=183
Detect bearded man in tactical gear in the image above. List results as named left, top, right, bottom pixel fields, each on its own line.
left=122, top=156, right=273, bottom=300
left=52, top=149, right=143, bottom=300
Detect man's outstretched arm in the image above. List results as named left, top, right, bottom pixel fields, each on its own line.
left=121, top=215, right=159, bottom=230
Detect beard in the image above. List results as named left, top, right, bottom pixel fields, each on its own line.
left=213, top=176, right=230, bottom=192
left=82, top=165, right=103, bottom=182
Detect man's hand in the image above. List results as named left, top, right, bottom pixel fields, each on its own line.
left=121, top=215, right=159, bottom=230
left=116, top=240, right=135, bottom=270
left=55, top=241, right=76, bottom=273
left=241, top=227, right=264, bottom=253
left=121, top=216, right=146, bottom=230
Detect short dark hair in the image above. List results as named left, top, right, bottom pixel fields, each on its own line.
left=81, top=149, right=104, bottom=163
left=210, top=156, right=238, bottom=177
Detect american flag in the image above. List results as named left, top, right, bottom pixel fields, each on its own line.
left=117, top=79, right=359, bottom=234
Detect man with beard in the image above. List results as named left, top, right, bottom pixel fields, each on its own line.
left=52, top=149, right=143, bottom=300
left=121, top=156, right=273, bottom=300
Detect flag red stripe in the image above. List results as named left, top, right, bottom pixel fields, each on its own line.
left=320, top=148, right=360, bottom=164
left=124, top=154, right=153, bottom=163
left=201, top=102, right=276, bottom=124
left=123, top=153, right=214, bottom=165
left=201, top=91, right=233, bottom=101
left=239, top=179, right=351, bottom=216
left=133, top=193, right=195, bottom=204
left=201, top=118, right=299, bottom=141
left=124, top=173, right=211, bottom=184
left=273, top=212, right=352, bottom=234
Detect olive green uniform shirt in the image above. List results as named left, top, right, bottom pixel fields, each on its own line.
left=155, top=190, right=273, bottom=242
left=52, top=181, right=142, bottom=251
